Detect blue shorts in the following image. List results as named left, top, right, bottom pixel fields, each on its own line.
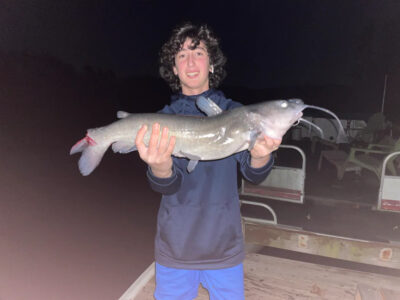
left=154, top=262, right=244, bottom=300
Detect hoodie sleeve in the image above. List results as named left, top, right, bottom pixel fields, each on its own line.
left=238, top=151, right=274, bottom=185
left=146, top=160, right=184, bottom=195
left=142, top=104, right=184, bottom=195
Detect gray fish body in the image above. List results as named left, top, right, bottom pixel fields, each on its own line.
left=88, top=107, right=259, bottom=161
left=71, top=98, right=343, bottom=176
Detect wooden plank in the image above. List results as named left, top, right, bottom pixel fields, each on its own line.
left=130, top=253, right=400, bottom=300
left=354, top=285, right=400, bottom=300
left=119, top=262, right=155, bottom=300
left=380, top=287, right=400, bottom=300
left=244, top=254, right=400, bottom=300
left=355, top=284, right=380, bottom=300
left=244, top=222, right=400, bottom=269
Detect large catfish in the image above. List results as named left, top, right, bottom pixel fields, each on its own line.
left=70, top=97, right=347, bottom=175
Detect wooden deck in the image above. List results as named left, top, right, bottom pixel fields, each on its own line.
left=132, top=253, right=400, bottom=300
left=124, top=144, right=400, bottom=300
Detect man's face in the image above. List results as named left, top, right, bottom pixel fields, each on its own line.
left=173, top=38, right=212, bottom=96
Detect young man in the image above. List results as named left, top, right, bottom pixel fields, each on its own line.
left=135, top=23, right=281, bottom=300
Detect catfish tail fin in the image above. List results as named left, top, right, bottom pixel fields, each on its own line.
left=70, top=134, right=110, bottom=176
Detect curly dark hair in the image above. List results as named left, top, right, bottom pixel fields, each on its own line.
left=159, top=22, right=227, bottom=92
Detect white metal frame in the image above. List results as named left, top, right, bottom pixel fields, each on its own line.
left=378, top=151, right=400, bottom=212
left=240, top=199, right=278, bottom=225
left=241, top=145, right=306, bottom=203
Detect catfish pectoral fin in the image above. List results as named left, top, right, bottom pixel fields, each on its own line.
left=178, top=151, right=201, bottom=173
left=112, top=140, right=137, bottom=153
left=187, top=160, right=199, bottom=172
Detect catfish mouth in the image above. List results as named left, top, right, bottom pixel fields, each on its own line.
left=290, top=111, right=303, bottom=125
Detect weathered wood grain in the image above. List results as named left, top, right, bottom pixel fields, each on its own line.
left=133, top=253, right=400, bottom=299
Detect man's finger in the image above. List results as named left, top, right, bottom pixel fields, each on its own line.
left=166, top=135, right=176, bottom=155
left=272, top=138, right=282, bottom=148
left=135, top=124, right=148, bottom=153
left=148, top=123, right=160, bottom=155
left=158, top=127, right=170, bottom=153
left=264, top=136, right=281, bottom=146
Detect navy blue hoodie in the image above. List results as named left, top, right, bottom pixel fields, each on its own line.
left=147, top=89, right=274, bottom=269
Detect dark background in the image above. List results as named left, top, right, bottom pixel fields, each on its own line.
left=1, top=1, right=400, bottom=299
left=2, top=0, right=400, bottom=115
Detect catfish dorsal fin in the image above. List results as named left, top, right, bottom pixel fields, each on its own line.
left=196, top=96, right=223, bottom=116
left=117, top=111, right=131, bottom=119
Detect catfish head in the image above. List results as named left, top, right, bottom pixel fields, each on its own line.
left=250, top=99, right=306, bottom=140
left=250, top=98, right=347, bottom=143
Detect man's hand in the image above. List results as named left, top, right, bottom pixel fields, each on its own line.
left=250, top=135, right=282, bottom=168
left=135, top=123, right=176, bottom=178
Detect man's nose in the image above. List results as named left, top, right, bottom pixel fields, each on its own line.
left=187, top=53, right=195, bottom=66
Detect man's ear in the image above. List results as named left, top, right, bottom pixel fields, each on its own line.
left=173, top=66, right=178, bottom=75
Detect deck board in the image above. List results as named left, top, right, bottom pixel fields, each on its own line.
left=244, top=254, right=399, bottom=300
left=134, top=253, right=400, bottom=299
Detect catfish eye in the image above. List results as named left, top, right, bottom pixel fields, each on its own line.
left=288, top=98, right=304, bottom=105
left=280, top=101, right=288, bottom=108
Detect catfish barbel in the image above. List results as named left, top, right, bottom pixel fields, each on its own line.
left=70, top=97, right=347, bottom=175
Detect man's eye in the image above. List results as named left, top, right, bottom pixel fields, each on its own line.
left=178, top=53, right=186, bottom=59
left=196, top=51, right=204, bottom=56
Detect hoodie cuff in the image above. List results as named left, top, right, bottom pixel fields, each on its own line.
left=247, top=153, right=274, bottom=173
left=147, top=166, right=177, bottom=185
left=146, top=165, right=182, bottom=195
left=241, top=152, right=274, bottom=184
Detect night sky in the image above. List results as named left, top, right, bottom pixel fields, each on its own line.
left=1, top=0, right=399, bottom=90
